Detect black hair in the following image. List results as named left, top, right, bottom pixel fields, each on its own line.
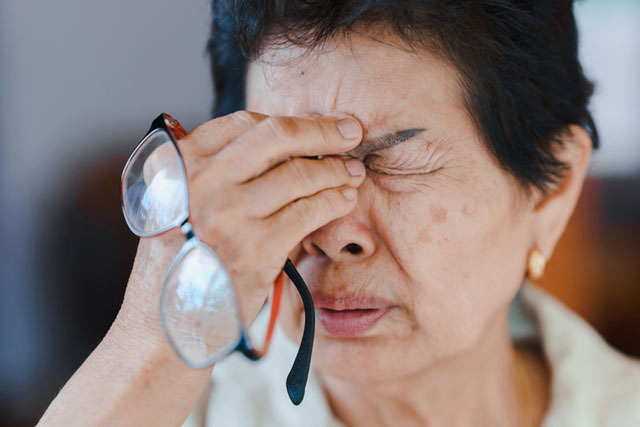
left=207, top=0, right=599, bottom=196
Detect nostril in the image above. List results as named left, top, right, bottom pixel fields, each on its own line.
left=342, top=243, right=363, bottom=255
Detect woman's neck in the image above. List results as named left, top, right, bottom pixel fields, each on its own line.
left=316, top=308, right=549, bottom=427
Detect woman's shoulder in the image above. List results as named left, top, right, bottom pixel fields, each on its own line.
left=516, top=282, right=640, bottom=427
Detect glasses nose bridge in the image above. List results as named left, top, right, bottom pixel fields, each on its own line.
left=180, top=220, right=195, bottom=240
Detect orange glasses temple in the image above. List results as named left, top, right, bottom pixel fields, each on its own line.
left=258, top=269, right=284, bottom=356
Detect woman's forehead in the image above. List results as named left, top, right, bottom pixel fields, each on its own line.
left=245, top=32, right=466, bottom=135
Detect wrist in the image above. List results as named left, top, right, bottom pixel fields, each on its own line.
left=104, top=311, right=214, bottom=384
left=40, top=298, right=213, bottom=427
left=113, top=235, right=183, bottom=354
left=108, top=308, right=168, bottom=361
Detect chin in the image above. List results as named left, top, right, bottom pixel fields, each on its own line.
left=312, top=331, right=440, bottom=385
left=280, top=303, right=431, bottom=385
left=313, top=334, right=391, bottom=383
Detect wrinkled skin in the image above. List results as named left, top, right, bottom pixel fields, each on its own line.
left=246, top=29, right=590, bottom=425
left=248, top=31, right=529, bottom=381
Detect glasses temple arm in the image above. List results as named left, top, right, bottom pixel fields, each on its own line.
left=284, top=258, right=315, bottom=405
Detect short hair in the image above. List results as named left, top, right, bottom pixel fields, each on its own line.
left=208, top=0, right=599, bottom=197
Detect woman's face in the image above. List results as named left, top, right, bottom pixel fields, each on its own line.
left=246, top=31, right=535, bottom=383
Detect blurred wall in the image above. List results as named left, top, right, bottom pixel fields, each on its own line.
left=0, top=0, right=638, bottom=425
left=576, top=0, right=640, bottom=175
left=0, top=0, right=213, bottom=422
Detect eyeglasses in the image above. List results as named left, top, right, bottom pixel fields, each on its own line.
left=120, top=113, right=315, bottom=405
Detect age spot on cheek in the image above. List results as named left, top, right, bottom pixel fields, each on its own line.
left=416, top=226, right=432, bottom=245
left=430, top=205, right=448, bottom=224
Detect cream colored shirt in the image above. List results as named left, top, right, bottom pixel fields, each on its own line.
left=183, top=283, right=640, bottom=426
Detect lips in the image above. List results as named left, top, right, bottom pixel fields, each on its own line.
left=311, top=292, right=395, bottom=337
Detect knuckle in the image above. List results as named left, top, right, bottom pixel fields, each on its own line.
left=189, top=195, right=235, bottom=238
left=291, top=196, right=319, bottom=227
left=323, top=189, right=345, bottom=214
left=265, top=116, right=300, bottom=140
left=327, top=157, right=349, bottom=183
left=196, top=110, right=261, bottom=136
left=301, top=115, right=334, bottom=147
left=306, top=190, right=344, bottom=226
left=288, top=158, right=313, bottom=188
left=230, top=110, right=263, bottom=127
left=314, top=117, right=337, bottom=143
left=182, top=110, right=265, bottom=154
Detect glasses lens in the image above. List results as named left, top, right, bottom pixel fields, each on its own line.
left=160, top=240, right=242, bottom=367
left=122, top=129, right=188, bottom=235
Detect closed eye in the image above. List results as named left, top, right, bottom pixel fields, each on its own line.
left=363, top=154, right=435, bottom=176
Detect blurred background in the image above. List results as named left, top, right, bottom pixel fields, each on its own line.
left=0, top=0, right=638, bottom=425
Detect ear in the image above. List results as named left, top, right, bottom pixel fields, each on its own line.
left=532, top=124, right=593, bottom=261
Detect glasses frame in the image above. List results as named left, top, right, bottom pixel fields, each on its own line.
left=120, top=113, right=315, bottom=405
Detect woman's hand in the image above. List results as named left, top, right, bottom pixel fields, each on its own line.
left=120, top=110, right=366, bottom=344
left=182, top=111, right=366, bottom=323
left=38, top=111, right=365, bottom=426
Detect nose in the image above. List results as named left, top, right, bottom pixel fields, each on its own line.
left=301, top=212, right=376, bottom=261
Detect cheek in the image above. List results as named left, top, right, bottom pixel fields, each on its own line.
left=276, top=278, right=305, bottom=343
left=373, top=167, right=530, bottom=355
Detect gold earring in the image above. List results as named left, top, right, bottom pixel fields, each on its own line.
left=527, top=247, right=546, bottom=280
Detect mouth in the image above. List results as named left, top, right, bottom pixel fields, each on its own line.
left=312, top=293, right=395, bottom=337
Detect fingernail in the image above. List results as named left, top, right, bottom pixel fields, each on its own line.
left=342, top=188, right=358, bottom=200
left=337, top=118, right=361, bottom=140
left=345, top=159, right=364, bottom=176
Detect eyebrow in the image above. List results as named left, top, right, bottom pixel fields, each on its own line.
left=346, top=128, right=427, bottom=158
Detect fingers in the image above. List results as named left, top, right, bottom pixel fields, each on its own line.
left=177, top=110, right=269, bottom=159
left=212, top=114, right=363, bottom=184
left=265, top=185, right=360, bottom=251
left=179, top=110, right=367, bottom=308
left=239, top=156, right=366, bottom=217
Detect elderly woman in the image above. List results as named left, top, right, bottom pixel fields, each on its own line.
left=41, top=0, right=640, bottom=426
